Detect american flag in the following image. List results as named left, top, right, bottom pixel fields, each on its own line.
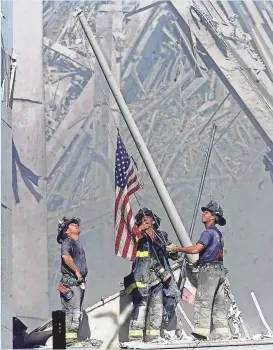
left=114, top=133, right=140, bottom=261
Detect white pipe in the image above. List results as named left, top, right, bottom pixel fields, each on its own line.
left=251, top=291, right=273, bottom=335
left=74, top=8, right=198, bottom=264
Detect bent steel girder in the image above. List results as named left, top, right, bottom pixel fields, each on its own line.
left=170, top=1, right=273, bottom=149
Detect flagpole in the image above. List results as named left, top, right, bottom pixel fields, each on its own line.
left=74, top=8, right=198, bottom=264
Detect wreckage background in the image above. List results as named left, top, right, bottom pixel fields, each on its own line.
left=7, top=0, right=273, bottom=341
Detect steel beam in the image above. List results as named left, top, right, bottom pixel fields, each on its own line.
left=170, top=1, right=273, bottom=149
left=12, top=0, right=49, bottom=329
left=46, top=75, right=95, bottom=176
left=44, top=37, right=93, bottom=70
left=125, top=1, right=166, bottom=18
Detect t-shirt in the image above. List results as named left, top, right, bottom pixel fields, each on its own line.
left=61, top=237, right=88, bottom=277
left=197, top=226, right=224, bottom=266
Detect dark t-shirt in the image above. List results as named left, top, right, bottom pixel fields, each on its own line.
left=61, top=237, right=88, bottom=277
left=197, top=227, right=224, bottom=266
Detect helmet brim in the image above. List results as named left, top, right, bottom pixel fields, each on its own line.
left=57, top=217, right=81, bottom=244
left=201, top=207, right=226, bottom=226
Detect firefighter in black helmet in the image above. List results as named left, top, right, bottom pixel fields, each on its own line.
left=167, top=201, right=230, bottom=340
left=57, top=217, right=88, bottom=344
left=125, top=208, right=180, bottom=343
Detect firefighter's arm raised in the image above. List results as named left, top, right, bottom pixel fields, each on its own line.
left=132, top=222, right=151, bottom=242
left=167, top=243, right=205, bottom=254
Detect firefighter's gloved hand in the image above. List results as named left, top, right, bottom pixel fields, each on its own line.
left=166, top=244, right=178, bottom=252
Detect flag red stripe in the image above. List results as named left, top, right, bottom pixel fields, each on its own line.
left=127, top=167, right=134, bottom=178
left=115, top=139, right=140, bottom=260
left=127, top=175, right=138, bottom=189
left=116, top=182, right=138, bottom=254
left=115, top=182, right=139, bottom=258
left=115, top=192, right=130, bottom=255
left=121, top=208, right=133, bottom=258
left=114, top=188, right=123, bottom=222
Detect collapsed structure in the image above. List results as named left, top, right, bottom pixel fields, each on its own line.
left=8, top=0, right=273, bottom=349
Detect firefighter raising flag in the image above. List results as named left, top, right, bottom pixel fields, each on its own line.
left=114, top=133, right=140, bottom=261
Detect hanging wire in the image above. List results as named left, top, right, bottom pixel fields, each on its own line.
left=214, top=109, right=242, bottom=146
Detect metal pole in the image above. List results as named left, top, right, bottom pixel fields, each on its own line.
left=74, top=8, right=197, bottom=264
left=178, top=124, right=217, bottom=288
left=199, top=93, right=230, bottom=135
left=189, top=123, right=217, bottom=238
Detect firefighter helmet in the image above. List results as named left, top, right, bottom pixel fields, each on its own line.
left=201, top=201, right=226, bottom=226
left=57, top=217, right=81, bottom=244
left=135, top=208, right=161, bottom=229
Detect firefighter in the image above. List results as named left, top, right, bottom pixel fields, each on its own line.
left=167, top=201, right=230, bottom=340
left=57, top=217, right=88, bottom=344
left=125, top=208, right=180, bottom=343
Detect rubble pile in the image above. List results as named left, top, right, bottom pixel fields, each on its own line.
left=42, top=0, right=273, bottom=346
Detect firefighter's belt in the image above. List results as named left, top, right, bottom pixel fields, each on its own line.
left=126, top=282, right=147, bottom=295
left=136, top=251, right=149, bottom=258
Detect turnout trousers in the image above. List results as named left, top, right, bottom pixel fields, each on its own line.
left=193, top=263, right=229, bottom=340
left=60, top=285, right=85, bottom=342
left=129, top=284, right=163, bottom=342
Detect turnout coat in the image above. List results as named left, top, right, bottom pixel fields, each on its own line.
left=124, top=228, right=180, bottom=303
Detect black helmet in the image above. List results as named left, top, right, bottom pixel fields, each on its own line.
left=135, top=208, right=161, bottom=229
left=57, top=217, right=81, bottom=244
left=201, top=201, right=226, bottom=226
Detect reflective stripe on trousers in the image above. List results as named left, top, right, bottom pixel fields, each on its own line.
left=129, top=284, right=163, bottom=341
left=146, top=329, right=160, bottom=336
left=126, top=282, right=147, bottom=296
left=66, top=332, right=77, bottom=339
left=194, top=263, right=229, bottom=338
left=128, top=329, right=143, bottom=337
left=193, top=328, right=210, bottom=337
